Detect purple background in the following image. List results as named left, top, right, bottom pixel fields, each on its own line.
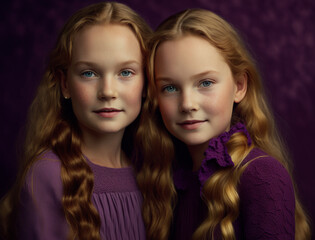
left=1, top=0, right=314, bottom=233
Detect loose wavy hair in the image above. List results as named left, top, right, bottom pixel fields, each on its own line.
left=145, top=9, right=311, bottom=240
left=0, top=2, right=152, bottom=239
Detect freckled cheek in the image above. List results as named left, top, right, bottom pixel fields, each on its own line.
left=158, top=99, right=176, bottom=123
left=124, top=81, right=144, bottom=106
left=204, top=95, right=234, bottom=117
left=70, top=84, right=94, bottom=107
left=200, top=99, right=217, bottom=114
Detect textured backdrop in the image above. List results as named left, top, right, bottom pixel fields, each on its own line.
left=1, top=0, right=314, bottom=234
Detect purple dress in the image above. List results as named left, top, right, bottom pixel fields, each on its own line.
left=17, top=151, right=146, bottom=240
left=171, top=123, right=295, bottom=240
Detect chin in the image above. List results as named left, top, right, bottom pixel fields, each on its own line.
left=179, top=137, right=210, bottom=147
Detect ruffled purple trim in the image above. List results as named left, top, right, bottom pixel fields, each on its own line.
left=173, top=122, right=251, bottom=195
left=198, top=122, right=251, bottom=194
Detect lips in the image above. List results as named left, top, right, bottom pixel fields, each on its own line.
left=94, top=108, right=121, bottom=113
left=93, top=108, right=122, bottom=118
left=178, top=120, right=207, bottom=130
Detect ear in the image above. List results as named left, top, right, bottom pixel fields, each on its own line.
left=234, top=73, right=247, bottom=103
left=60, top=70, right=71, bottom=99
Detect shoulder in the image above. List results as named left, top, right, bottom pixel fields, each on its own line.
left=237, top=151, right=295, bottom=237
left=30, top=150, right=61, bottom=172
left=239, top=148, right=295, bottom=216
left=18, top=150, right=68, bottom=238
left=23, top=150, right=63, bottom=201
left=240, top=148, right=293, bottom=189
left=26, top=150, right=62, bottom=186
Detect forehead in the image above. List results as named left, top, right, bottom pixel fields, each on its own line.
left=71, top=24, right=142, bottom=61
left=74, top=23, right=137, bottom=43
left=154, top=35, right=229, bottom=78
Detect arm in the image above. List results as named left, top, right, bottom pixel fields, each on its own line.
left=239, top=156, right=295, bottom=240
left=17, top=153, right=68, bottom=239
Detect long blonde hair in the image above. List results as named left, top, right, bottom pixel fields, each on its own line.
left=0, top=2, right=152, bottom=239
left=145, top=8, right=311, bottom=240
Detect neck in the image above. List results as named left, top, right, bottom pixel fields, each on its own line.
left=81, top=129, right=129, bottom=168
left=187, top=141, right=209, bottom=171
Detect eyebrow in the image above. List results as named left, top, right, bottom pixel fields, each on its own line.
left=155, top=76, right=173, bottom=82
left=191, top=70, right=218, bottom=79
left=156, top=70, right=218, bottom=82
left=73, top=60, right=141, bottom=68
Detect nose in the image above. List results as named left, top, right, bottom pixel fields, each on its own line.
left=98, top=76, right=118, bottom=100
left=179, top=90, right=199, bottom=113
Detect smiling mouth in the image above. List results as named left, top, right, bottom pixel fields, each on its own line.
left=178, top=120, right=207, bottom=130
left=94, top=108, right=122, bottom=113
left=178, top=120, right=206, bottom=125
left=93, top=108, right=122, bottom=118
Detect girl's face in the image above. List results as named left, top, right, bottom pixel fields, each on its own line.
left=155, top=35, right=246, bottom=149
left=62, top=24, right=144, bottom=138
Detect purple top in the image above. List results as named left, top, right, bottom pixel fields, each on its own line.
left=171, top=123, right=295, bottom=240
left=17, top=151, right=146, bottom=240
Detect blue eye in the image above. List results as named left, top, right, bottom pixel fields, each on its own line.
left=200, top=80, right=213, bottom=88
left=120, top=70, right=132, bottom=77
left=82, top=71, right=96, bottom=78
left=163, top=85, right=177, bottom=93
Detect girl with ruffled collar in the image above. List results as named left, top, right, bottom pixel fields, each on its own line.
left=138, top=8, right=311, bottom=240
